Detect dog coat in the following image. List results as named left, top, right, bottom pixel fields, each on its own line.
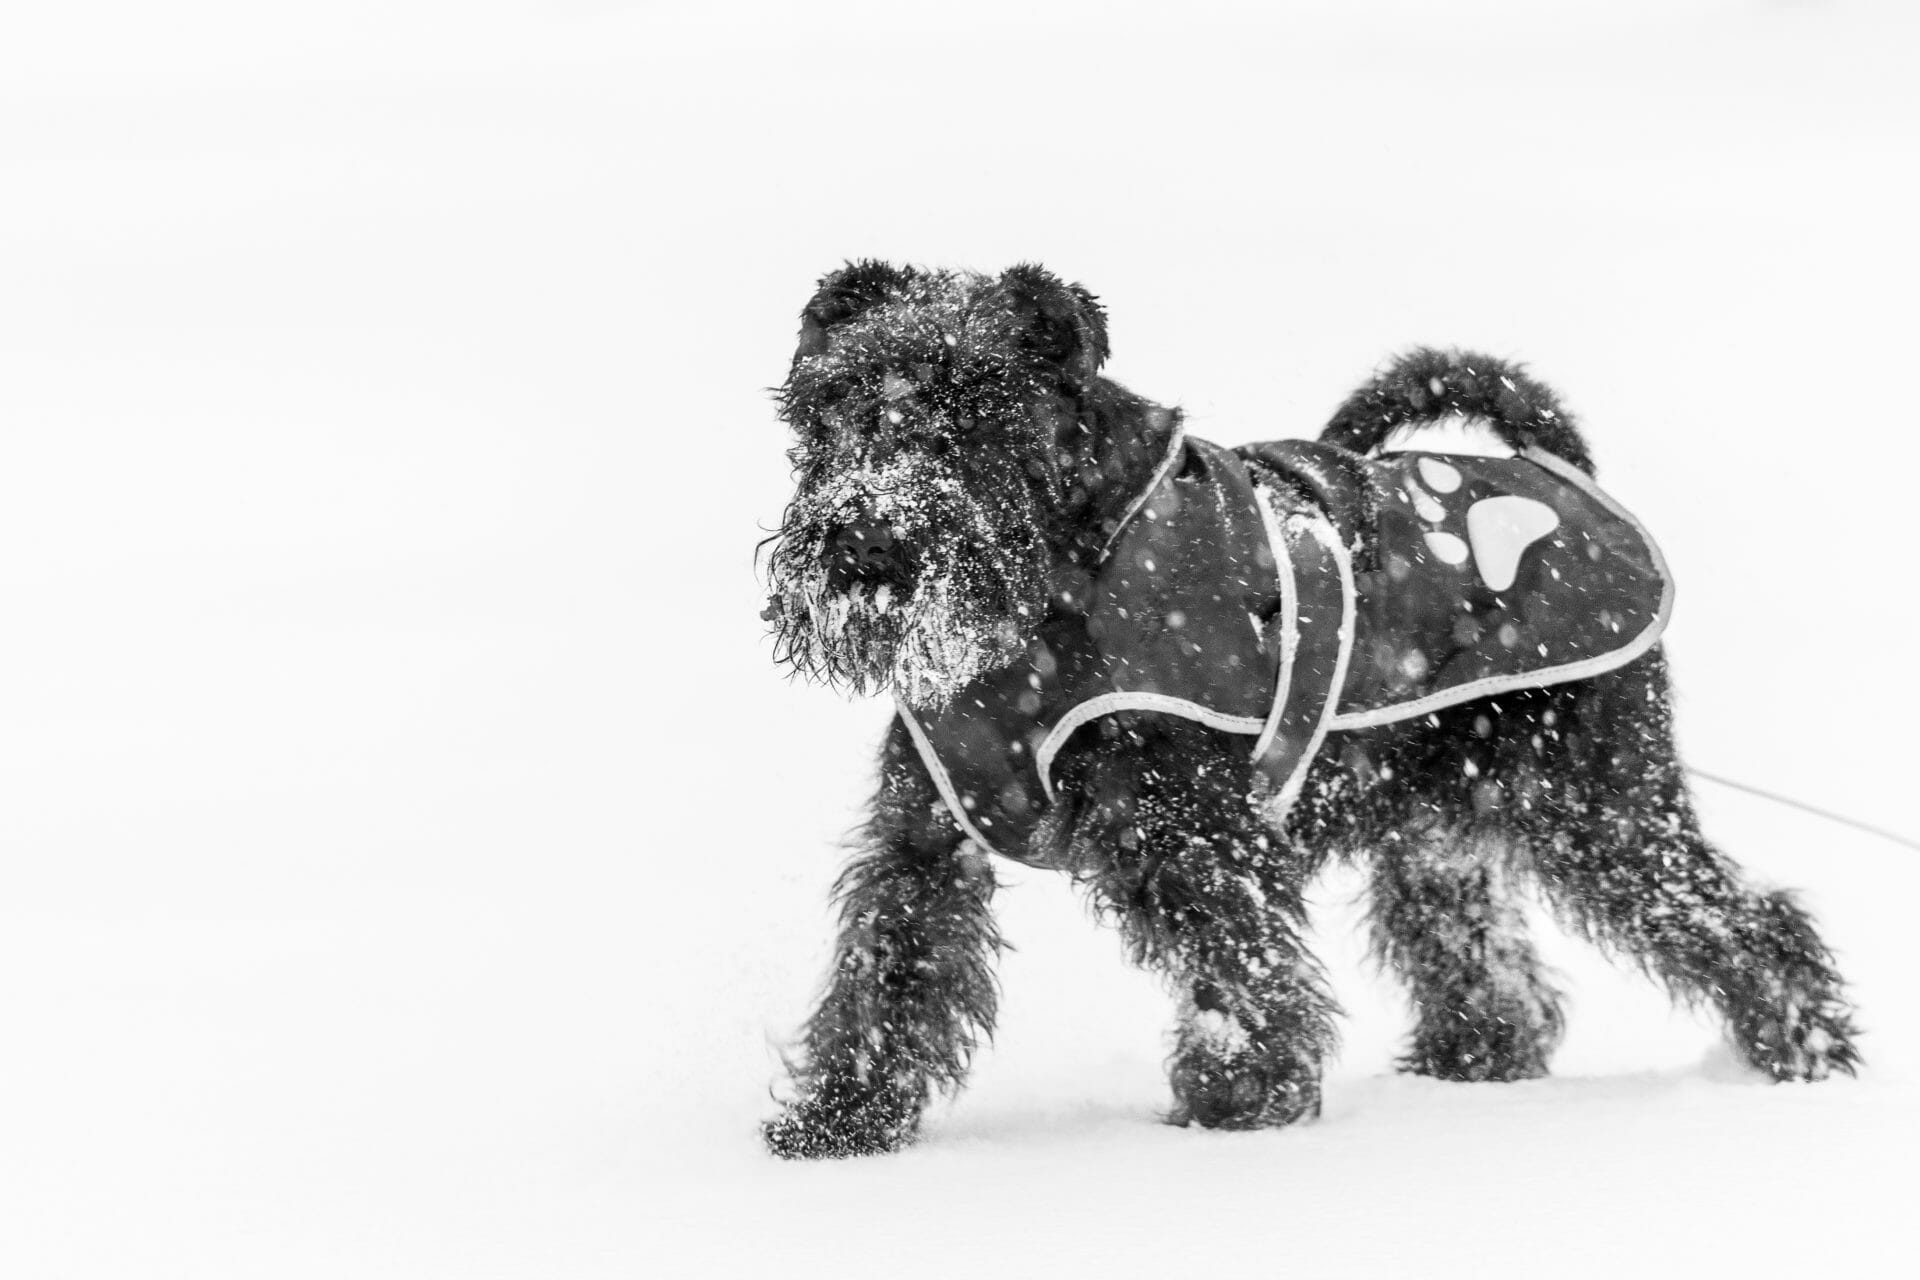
left=896, top=434, right=1673, bottom=865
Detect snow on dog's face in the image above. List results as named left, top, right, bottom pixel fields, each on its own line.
left=765, top=262, right=1108, bottom=709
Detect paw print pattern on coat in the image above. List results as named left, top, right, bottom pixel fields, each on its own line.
left=1416, top=457, right=1463, bottom=494
left=1403, top=458, right=1560, bottom=592
left=1466, top=496, right=1561, bottom=591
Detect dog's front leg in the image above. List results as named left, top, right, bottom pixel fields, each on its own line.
left=763, top=718, right=1001, bottom=1159
left=1050, top=717, right=1339, bottom=1130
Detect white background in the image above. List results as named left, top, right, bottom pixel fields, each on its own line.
left=2, top=1, right=1916, bottom=1276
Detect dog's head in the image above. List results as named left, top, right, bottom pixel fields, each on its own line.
left=764, top=261, right=1115, bottom=709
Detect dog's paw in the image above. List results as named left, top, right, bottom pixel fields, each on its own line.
left=761, top=1099, right=919, bottom=1160
left=1399, top=1008, right=1559, bottom=1083
left=1735, top=996, right=1862, bottom=1084
left=1168, top=1040, right=1322, bottom=1130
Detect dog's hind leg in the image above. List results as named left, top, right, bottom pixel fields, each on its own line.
left=1522, top=655, right=1861, bottom=1081
left=1368, top=826, right=1565, bottom=1081
left=763, top=719, right=1002, bottom=1158
left=1050, top=716, right=1338, bottom=1129
left=1535, top=791, right=1861, bottom=1081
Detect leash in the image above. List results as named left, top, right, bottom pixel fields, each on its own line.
left=1688, top=767, right=1920, bottom=854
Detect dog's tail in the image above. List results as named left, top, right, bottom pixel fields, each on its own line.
left=1320, top=348, right=1595, bottom=475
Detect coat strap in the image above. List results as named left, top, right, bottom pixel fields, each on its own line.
left=1251, top=511, right=1355, bottom=829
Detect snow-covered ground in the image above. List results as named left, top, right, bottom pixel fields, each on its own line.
left=3, top=2, right=1916, bottom=1275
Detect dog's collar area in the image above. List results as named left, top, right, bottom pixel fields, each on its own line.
left=1096, top=421, right=1187, bottom=564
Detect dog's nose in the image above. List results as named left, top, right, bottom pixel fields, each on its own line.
left=827, top=522, right=909, bottom=588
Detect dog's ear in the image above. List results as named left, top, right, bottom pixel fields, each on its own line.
left=998, top=264, right=1110, bottom=382
left=794, top=260, right=912, bottom=360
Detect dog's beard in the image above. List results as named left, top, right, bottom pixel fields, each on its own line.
left=766, top=454, right=1050, bottom=710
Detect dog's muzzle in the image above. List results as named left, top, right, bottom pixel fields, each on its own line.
left=825, top=521, right=910, bottom=592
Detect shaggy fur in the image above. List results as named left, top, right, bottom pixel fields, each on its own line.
left=761, top=262, right=1859, bottom=1158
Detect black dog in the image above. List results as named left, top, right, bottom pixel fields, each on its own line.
left=760, top=261, right=1858, bottom=1159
